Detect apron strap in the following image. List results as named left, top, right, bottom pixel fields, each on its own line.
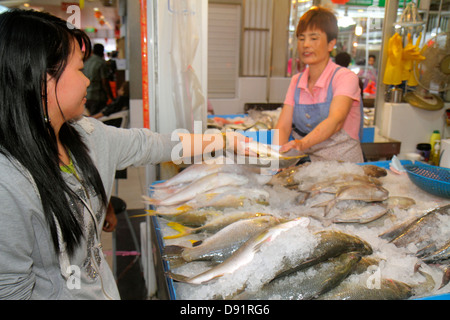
left=293, top=72, right=303, bottom=106
left=325, top=66, right=342, bottom=102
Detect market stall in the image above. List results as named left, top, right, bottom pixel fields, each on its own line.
left=138, top=0, right=450, bottom=300
left=146, top=158, right=450, bottom=300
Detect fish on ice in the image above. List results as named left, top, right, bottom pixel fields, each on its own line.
left=167, top=217, right=311, bottom=285
left=163, top=216, right=281, bottom=266
left=144, top=172, right=249, bottom=206
left=163, top=211, right=274, bottom=239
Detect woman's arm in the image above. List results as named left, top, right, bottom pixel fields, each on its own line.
left=280, top=95, right=353, bottom=152
left=178, top=131, right=251, bottom=159
left=274, top=104, right=294, bottom=146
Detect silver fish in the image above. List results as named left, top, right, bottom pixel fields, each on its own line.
left=154, top=209, right=221, bottom=227
left=144, top=172, right=249, bottom=206
left=244, top=141, right=305, bottom=160
left=313, top=184, right=389, bottom=216
left=419, top=240, right=450, bottom=264
left=383, top=196, right=416, bottom=210
left=301, top=174, right=382, bottom=193
left=140, top=187, right=269, bottom=218
left=163, top=211, right=273, bottom=239
left=379, top=204, right=450, bottom=251
left=151, top=163, right=225, bottom=189
left=167, top=217, right=311, bottom=285
left=181, top=186, right=270, bottom=209
left=163, top=216, right=281, bottom=266
left=333, top=204, right=391, bottom=224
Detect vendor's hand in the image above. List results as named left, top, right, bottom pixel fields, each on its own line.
left=103, top=202, right=118, bottom=232
left=279, top=139, right=303, bottom=154
left=224, top=131, right=256, bottom=156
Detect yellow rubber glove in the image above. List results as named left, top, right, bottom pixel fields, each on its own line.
left=407, top=33, right=425, bottom=86
left=383, top=33, right=403, bottom=86
left=402, top=33, right=425, bottom=85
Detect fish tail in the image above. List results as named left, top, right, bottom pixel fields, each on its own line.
left=303, top=191, right=312, bottom=204
left=162, top=245, right=188, bottom=268
left=129, top=209, right=157, bottom=218
left=166, top=271, right=192, bottom=283
left=413, top=264, right=437, bottom=295
left=311, top=199, right=335, bottom=216
left=163, top=222, right=194, bottom=239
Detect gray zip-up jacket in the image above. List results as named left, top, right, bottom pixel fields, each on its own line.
left=0, top=117, right=178, bottom=299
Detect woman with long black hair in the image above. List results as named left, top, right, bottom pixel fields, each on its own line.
left=0, top=9, right=246, bottom=299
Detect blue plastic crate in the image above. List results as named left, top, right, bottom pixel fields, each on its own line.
left=404, top=164, right=450, bottom=199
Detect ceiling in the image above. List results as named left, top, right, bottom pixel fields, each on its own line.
left=0, top=0, right=120, bottom=31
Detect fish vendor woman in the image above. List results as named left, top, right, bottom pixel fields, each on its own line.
left=276, top=7, right=364, bottom=163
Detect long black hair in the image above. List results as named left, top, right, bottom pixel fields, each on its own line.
left=0, top=9, right=107, bottom=257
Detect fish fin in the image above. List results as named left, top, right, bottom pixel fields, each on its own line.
left=253, top=234, right=272, bottom=253
left=175, top=205, right=193, bottom=213
left=166, top=271, right=191, bottom=283
left=163, top=222, right=194, bottom=239
left=296, top=191, right=310, bottom=205
left=129, top=209, right=157, bottom=218
left=311, top=199, right=335, bottom=216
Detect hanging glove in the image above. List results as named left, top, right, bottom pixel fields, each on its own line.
left=383, top=33, right=403, bottom=86
left=406, top=33, right=425, bottom=86
left=402, top=33, right=425, bottom=85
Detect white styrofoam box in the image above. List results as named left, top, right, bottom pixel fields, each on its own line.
left=380, top=103, right=450, bottom=159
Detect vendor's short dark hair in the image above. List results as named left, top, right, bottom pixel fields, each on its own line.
left=296, top=6, right=338, bottom=43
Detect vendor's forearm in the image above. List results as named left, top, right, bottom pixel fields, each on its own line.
left=273, top=127, right=291, bottom=146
